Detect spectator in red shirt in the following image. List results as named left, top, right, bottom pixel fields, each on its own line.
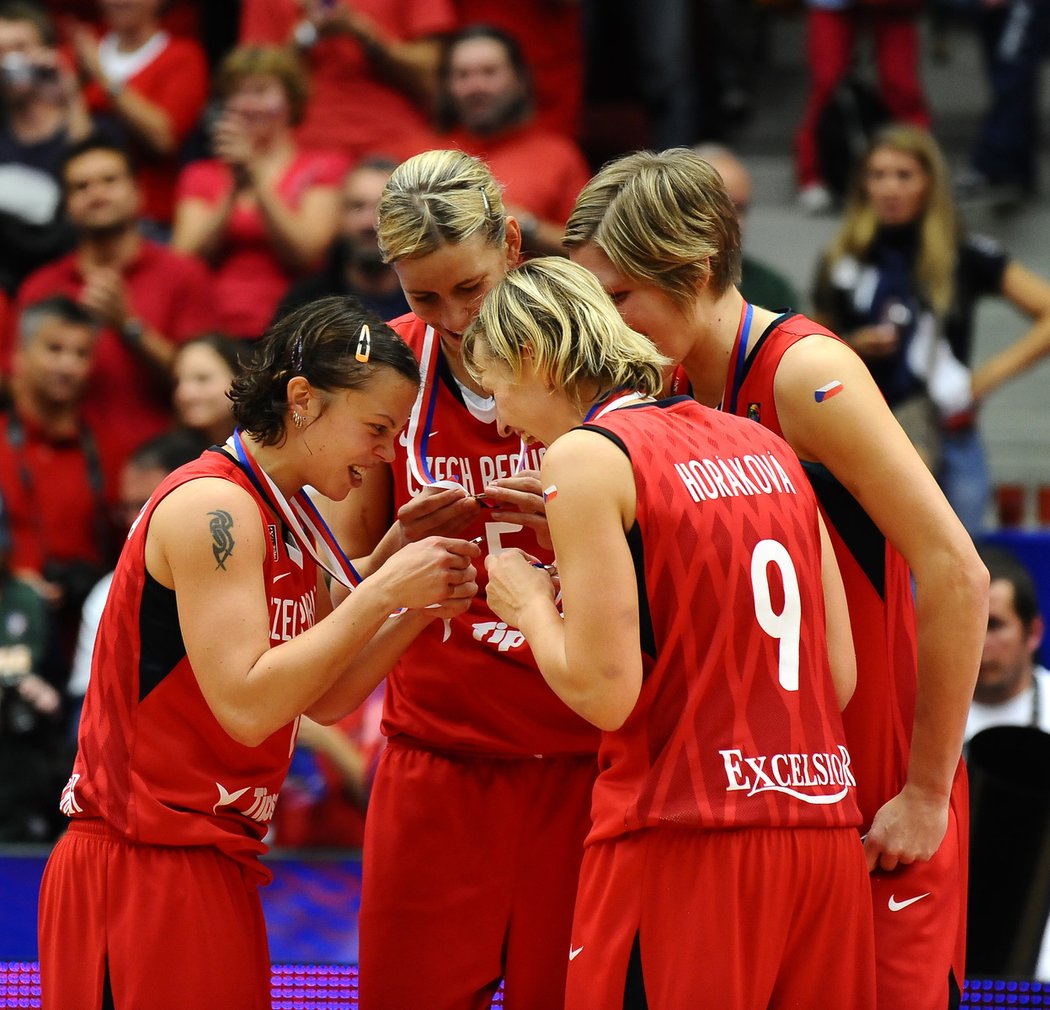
left=451, top=0, right=583, bottom=138
left=0, top=294, right=119, bottom=680
left=66, top=0, right=209, bottom=228
left=433, top=24, right=591, bottom=256
left=239, top=0, right=455, bottom=164
left=13, top=136, right=217, bottom=469
left=172, top=46, right=346, bottom=342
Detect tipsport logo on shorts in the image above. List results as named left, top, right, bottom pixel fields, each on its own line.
left=718, top=745, right=856, bottom=804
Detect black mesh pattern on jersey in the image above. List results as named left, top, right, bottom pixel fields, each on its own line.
left=802, top=459, right=887, bottom=600
left=138, top=569, right=188, bottom=702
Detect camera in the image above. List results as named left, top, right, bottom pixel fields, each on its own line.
left=0, top=52, right=57, bottom=87
left=0, top=643, right=30, bottom=688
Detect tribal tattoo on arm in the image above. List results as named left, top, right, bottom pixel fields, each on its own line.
left=208, top=509, right=235, bottom=570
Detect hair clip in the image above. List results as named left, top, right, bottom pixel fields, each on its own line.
left=291, top=329, right=305, bottom=374
left=479, top=187, right=491, bottom=216
left=355, top=323, right=371, bottom=363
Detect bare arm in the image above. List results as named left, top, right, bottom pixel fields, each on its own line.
left=147, top=477, right=479, bottom=746
left=485, top=431, right=642, bottom=730
left=971, top=261, right=1050, bottom=401
left=250, top=179, right=341, bottom=273
left=775, top=335, right=988, bottom=870
left=70, top=24, right=178, bottom=155
left=311, top=2, right=444, bottom=105
left=818, top=512, right=856, bottom=710
left=172, top=192, right=237, bottom=264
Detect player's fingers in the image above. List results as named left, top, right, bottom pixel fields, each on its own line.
left=447, top=578, right=479, bottom=599
left=440, top=537, right=482, bottom=558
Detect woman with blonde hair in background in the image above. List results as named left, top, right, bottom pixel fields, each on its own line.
left=813, top=123, right=1050, bottom=534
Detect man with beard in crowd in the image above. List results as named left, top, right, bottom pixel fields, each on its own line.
left=427, top=23, right=590, bottom=257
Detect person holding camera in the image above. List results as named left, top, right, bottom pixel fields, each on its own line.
left=0, top=295, right=121, bottom=689
left=0, top=495, right=68, bottom=843
left=0, top=2, right=92, bottom=294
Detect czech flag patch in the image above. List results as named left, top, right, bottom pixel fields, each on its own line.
left=814, top=380, right=844, bottom=403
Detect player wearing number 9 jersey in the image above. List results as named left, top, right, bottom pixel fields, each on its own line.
left=565, top=148, right=988, bottom=1010
left=325, top=151, right=599, bottom=1010
left=470, top=258, right=876, bottom=1009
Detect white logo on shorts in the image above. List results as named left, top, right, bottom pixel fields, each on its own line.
left=569, top=946, right=584, bottom=961
left=888, top=892, right=931, bottom=912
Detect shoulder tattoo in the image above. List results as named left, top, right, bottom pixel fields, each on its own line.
left=208, top=509, right=235, bottom=570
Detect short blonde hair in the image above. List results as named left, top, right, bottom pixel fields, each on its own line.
left=463, top=257, right=671, bottom=410
left=564, top=148, right=741, bottom=308
left=377, top=149, right=506, bottom=263
left=215, top=45, right=309, bottom=125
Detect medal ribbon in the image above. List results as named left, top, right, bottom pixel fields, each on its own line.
left=723, top=300, right=754, bottom=417
left=583, top=389, right=651, bottom=424
left=406, top=325, right=529, bottom=486
left=229, top=430, right=362, bottom=589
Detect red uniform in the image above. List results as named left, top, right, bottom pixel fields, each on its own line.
left=240, top=0, right=456, bottom=163
left=38, top=448, right=318, bottom=1010
left=12, top=241, right=217, bottom=468
left=562, top=397, right=873, bottom=1009
left=724, top=311, right=967, bottom=1010
left=359, top=315, right=598, bottom=1010
left=176, top=150, right=350, bottom=340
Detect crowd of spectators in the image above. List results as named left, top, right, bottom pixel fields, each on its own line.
left=0, top=0, right=1046, bottom=848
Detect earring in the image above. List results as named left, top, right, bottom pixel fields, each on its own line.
left=292, top=410, right=305, bottom=429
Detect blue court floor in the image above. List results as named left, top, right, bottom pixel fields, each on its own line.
left=0, top=847, right=1043, bottom=1008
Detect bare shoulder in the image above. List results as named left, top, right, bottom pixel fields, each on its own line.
left=542, top=427, right=632, bottom=486
left=772, top=332, right=901, bottom=465
left=147, top=477, right=266, bottom=590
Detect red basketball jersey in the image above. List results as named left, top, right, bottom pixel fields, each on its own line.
left=723, top=312, right=918, bottom=831
left=62, top=449, right=319, bottom=882
left=383, top=315, right=599, bottom=756
left=585, top=398, right=860, bottom=843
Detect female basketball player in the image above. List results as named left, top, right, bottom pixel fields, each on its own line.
left=328, top=150, right=599, bottom=1010
left=37, top=296, right=479, bottom=1010
left=565, top=147, right=987, bottom=1010
left=466, top=256, right=876, bottom=1008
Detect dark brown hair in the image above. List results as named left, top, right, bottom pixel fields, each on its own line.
left=230, top=296, right=419, bottom=446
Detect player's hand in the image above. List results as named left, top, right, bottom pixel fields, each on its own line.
left=484, top=549, right=555, bottom=628
left=863, top=783, right=950, bottom=873
left=482, top=469, right=552, bottom=551
left=374, top=535, right=479, bottom=612
left=396, top=485, right=482, bottom=541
